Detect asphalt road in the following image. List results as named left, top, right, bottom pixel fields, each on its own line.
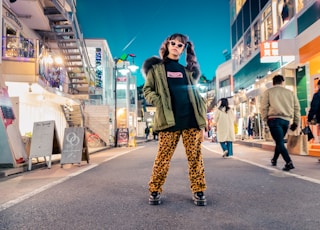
left=0, top=140, right=320, bottom=230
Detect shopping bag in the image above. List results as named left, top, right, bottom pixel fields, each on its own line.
left=287, top=134, right=308, bottom=155
left=301, top=134, right=308, bottom=155
left=301, top=126, right=314, bottom=141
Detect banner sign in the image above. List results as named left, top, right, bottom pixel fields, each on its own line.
left=260, top=41, right=281, bottom=63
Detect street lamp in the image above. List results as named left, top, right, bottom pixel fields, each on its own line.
left=128, top=54, right=139, bottom=72
left=113, top=54, right=138, bottom=147
left=113, top=58, right=120, bottom=147
left=255, top=75, right=264, bottom=140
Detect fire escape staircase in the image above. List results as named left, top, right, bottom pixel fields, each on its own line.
left=43, top=0, right=95, bottom=96
left=61, top=104, right=83, bottom=127
left=42, top=1, right=108, bottom=147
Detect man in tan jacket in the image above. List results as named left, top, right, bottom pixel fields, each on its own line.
left=261, top=75, right=301, bottom=171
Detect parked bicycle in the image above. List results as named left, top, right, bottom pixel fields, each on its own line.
left=87, top=132, right=103, bottom=148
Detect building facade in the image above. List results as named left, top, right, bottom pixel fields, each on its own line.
left=0, top=0, right=117, bottom=167
left=217, top=0, right=320, bottom=144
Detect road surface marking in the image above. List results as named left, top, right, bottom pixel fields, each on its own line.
left=0, top=148, right=140, bottom=212
left=202, top=145, right=320, bottom=185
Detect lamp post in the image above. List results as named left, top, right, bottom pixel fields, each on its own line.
left=127, top=54, right=139, bottom=145
left=256, top=75, right=264, bottom=140
left=113, top=55, right=139, bottom=147
left=113, top=58, right=119, bottom=147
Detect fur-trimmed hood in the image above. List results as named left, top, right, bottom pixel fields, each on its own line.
left=141, top=56, right=162, bottom=79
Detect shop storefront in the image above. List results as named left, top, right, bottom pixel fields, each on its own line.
left=0, top=6, right=71, bottom=167
left=2, top=8, right=38, bottom=61
left=1, top=7, right=38, bottom=167
left=299, top=35, right=320, bottom=144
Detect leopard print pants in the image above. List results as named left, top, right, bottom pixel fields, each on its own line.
left=149, top=128, right=206, bottom=193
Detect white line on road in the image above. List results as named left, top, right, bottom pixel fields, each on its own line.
left=102, top=146, right=144, bottom=162
left=202, top=145, right=320, bottom=185
left=0, top=148, right=140, bottom=212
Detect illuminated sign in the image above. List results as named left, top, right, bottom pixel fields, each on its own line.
left=95, top=48, right=102, bottom=88
left=260, top=41, right=281, bottom=63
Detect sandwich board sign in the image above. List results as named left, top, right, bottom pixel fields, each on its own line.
left=60, top=127, right=89, bottom=167
left=28, top=120, right=61, bottom=170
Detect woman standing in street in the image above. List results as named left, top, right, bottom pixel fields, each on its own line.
left=214, top=98, right=236, bottom=157
left=142, top=33, right=207, bottom=206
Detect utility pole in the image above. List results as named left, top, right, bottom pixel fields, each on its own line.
left=113, top=58, right=119, bottom=147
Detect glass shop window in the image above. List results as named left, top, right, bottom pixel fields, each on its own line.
left=235, top=0, right=246, bottom=15
left=5, top=25, right=18, bottom=57
left=237, top=41, right=245, bottom=65
left=253, top=21, right=261, bottom=50
left=244, top=29, right=252, bottom=58
left=261, top=5, right=273, bottom=41
left=117, top=89, right=126, bottom=99
left=219, top=78, right=231, bottom=88
left=20, top=34, right=35, bottom=58
left=279, top=0, right=295, bottom=26
left=232, top=47, right=238, bottom=70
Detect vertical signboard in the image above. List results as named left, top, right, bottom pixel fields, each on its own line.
left=0, top=87, right=26, bottom=166
left=60, top=127, right=89, bottom=167
left=28, top=120, right=61, bottom=170
left=260, top=41, right=280, bottom=63
left=95, top=48, right=102, bottom=88
left=116, top=128, right=129, bottom=146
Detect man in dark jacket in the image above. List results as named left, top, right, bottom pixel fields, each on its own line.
left=307, top=80, right=320, bottom=125
left=261, top=75, right=300, bottom=171
left=145, top=126, right=150, bottom=139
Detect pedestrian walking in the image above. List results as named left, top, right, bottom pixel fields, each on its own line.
left=145, top=126, right=150, bottom=140
left=214, top=98, right=235, bottom=158
left=261, top=74, right=301, bottom=171
left=247, top=114, right=254, bottom=139
left=153, top=130, right=158, bottom=140
left=142, top=33, right=207, bottom=206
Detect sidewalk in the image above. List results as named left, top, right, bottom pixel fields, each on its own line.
left=0, top=136, right=148, bottom=178
left=235, top=138, right=276, bottom=151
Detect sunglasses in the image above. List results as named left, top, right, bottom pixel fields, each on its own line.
left=169, top=40, right=185, bottom=48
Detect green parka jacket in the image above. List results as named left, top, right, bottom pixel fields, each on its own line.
left=142, top=57, right=207, bottom=132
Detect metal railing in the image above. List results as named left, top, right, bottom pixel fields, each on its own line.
left=52, top=0, right=96, bottom=88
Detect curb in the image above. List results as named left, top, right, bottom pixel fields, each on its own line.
left=235, top=140, right=275, bottom=151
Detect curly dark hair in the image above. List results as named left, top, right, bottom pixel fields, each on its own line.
left=159, top=33, right=199, bottom=72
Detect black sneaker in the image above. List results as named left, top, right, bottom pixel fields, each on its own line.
left=271, top=159, right=277, bottom=166
left=282, top=162, right=295, bottom=171
left=193, top=192, right=207, bottom=206
left=149, top=192, right=161, bottom=205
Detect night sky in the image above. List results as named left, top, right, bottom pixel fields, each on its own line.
left=77, top=0, right=230, bottom=86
